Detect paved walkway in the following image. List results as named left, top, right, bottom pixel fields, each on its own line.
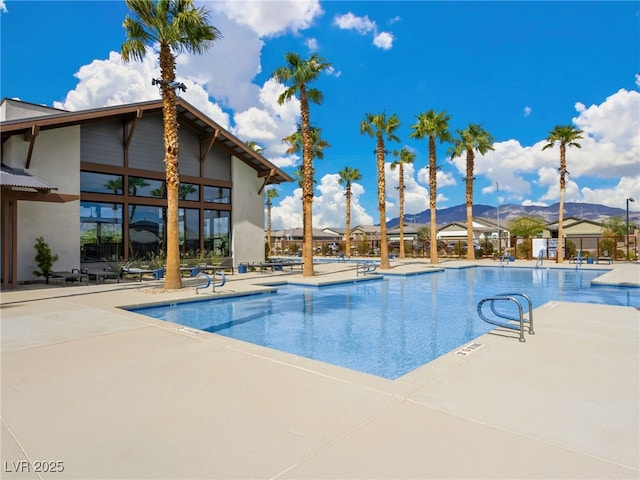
left=1, top=260, right=639, bottom=479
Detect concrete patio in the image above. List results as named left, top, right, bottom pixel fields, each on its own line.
left=1, top=260, right=638, bottom=479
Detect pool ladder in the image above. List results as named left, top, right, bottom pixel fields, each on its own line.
left=356, top=261, right=378, bottom=276
left=195, top=271, right=226, bottom=293
left=477, top=292, right=534, bottom=342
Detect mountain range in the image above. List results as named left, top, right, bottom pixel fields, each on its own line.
left=387, top=202, right=640, bottom=228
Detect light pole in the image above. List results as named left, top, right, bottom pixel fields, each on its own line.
left=627, top=197, right=635, bottom=260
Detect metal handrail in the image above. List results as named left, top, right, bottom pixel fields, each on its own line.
left=195, top=272, right=210, bottom=293
left=535, top=249, right=545, bottom=268
left=212, top=270, right=226, bottom=292
left=477, top=292, right=534, bottom=342
left=195, top=270, right=226, bottom=293
left=356, top=261, right=377, bottom=277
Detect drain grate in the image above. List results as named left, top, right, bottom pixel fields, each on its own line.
left=455, top=342, right=485, bottom=356
left=176, top=326, right=201, bottom=335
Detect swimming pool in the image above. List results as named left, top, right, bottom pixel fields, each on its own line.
left=130, top=267, right=638, bottom=380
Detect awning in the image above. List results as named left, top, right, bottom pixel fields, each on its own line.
left=1, top=164, right=57, bottom=192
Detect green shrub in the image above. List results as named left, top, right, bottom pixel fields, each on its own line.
left=33, top=237, right=58, bottom=277
left=565, top=239, right=577, bottom=259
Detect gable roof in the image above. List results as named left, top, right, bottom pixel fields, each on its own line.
left=0, top=98, right=292, bottom=185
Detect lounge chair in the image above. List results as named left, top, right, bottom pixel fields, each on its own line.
left=82, top=268, right=121, bottom=284
left=121, top=267, right=156, bottom=281
left=47, top=270, right=89, bottom=286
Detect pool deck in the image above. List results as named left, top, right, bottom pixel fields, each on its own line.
left=1, top=259, right=638, bottom=479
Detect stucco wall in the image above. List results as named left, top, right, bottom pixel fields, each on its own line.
left=12, top=127, right=81, bottom=281
left=231, top=156, right=265, bottom=266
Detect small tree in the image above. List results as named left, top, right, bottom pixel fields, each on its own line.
left=507, top=215, right=546, bottom=239
left=33, top=236, right=59, bottom=281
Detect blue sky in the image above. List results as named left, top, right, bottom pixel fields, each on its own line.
left=1, top=1, right=639, bottom=229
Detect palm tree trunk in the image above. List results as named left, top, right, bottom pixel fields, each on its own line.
left=398, top=163, right=405, bottom=259
left=429, top=136, right=438, bottom=264
left=557, top=189, right=565, bottom=263
left=160, top=44, right=182, bottom=289
left=466, top=149, right=475, bottom=261
left=377, top=136, right=390, bottom=269
left=300, top=87, right=314, bottom=276
left=557, top=144, right=566, bottom=263
left=345, top=184, right=352, bottom=257
left=267, top=202, right=272, bottom=257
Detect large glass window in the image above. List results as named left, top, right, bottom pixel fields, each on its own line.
left=81, top=172, right=124, bottom=195
left=179, top=183, right=200, bottom=201
left=80, top=202, right=123, bottom=262
left=129, top=205, right=165, bottom=259
left=204, top=210, right=230, bottom=256
left=179, top=208, right=200, bottom=255
left=204, top=186, right=230, bottom=203
left=128, top=176, right=165, bottom=198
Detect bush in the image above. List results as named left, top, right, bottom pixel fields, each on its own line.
left=565, top=239, right=577, bottom=259
left=599, top=238, right=616, bottom=257
left=33, top=237, right=58, bottom=277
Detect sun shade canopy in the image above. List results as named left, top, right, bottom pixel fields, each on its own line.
left=0, top=164, right=57, bottom=192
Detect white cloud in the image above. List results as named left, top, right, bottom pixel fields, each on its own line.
left=305, top=37, right=319, bottom=51
left=373, top=31, right=394, bottom=50
left=269, top=174, right=373, bottom=229
left=52, top=50, right=231, bottom=127
left=581, top=176, right=640, bottom=212
left=469, top=88, right=640, bottom=209
left=385, top=162, right=428, bottom=218
left=231, top=78, right=300, bottom=166
left=635, top=73, right=640, bottom=88
left=0, top=1, right=7, bottom=13
left=524, top=106, right=532, bottom=117
left=333, top=11, right=394, bottom=50
left=333, top=12, right=376, bottom=34
left=211, top=0, right=323, bottom=38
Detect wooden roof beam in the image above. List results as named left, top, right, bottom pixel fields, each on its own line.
left=24, top=125, right=40, bottom=169
left=124, top=109, right=143, bottom=149
left=258, top=168, right=275, bottom=195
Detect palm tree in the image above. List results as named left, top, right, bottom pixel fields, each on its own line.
left=409, top=110, right=451, bottom=264
left=245, top=140, right=264, bottom=154
left=283, top=125, right=329, bottom=262
left=542, top=125, right=583, bottom=263
left=265, top=188, right=279, bottom=257
left=360, top=112, right=401, bottom=269
left=338, top=166, right=362, bottom=257
left=283, top=125, right=330, bottom=170
left=390, top=147, right=415, bottom=259
left=448, top=124, right=495, bottom=260
left=273, top=53, right=331, bottom=277
left=121, top=0, right=220, bottom=289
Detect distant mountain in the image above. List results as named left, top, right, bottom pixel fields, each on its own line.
left=387, top=202, right=640, bottom=228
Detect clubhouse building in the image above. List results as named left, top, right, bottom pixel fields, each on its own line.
left=0, top=98, right=292, bottom=289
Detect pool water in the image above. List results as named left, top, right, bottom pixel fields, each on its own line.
left=130, top=267, right=638, bottom=380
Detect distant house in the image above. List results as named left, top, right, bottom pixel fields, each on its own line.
left=437, top=219, right=505, bottom=241
left=545, top=217, right=608, bottom=252
left=1, top=98, right=292, bottom=288
left=269, top=228, right=340, bottom=255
